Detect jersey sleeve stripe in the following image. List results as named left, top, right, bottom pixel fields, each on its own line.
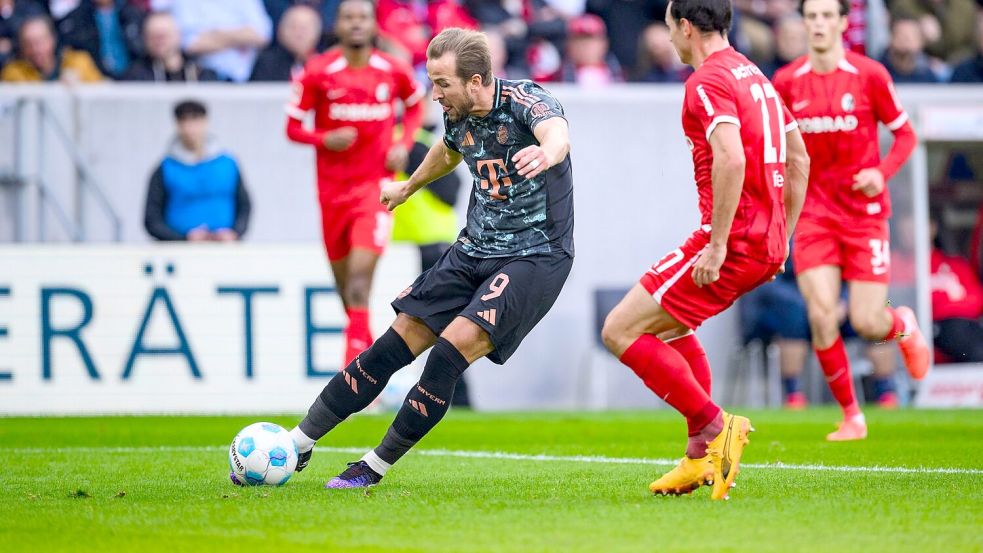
left=705, top=115, right=741, bottom=141
left=512, top=86, right=540, bottom=104
left=503, top=85, right=539, bottom=106
left=502, top=89, right=533, bottom=108
left=784, top=120, right=799, bottom=132
left=885, top=111, right=909, bottom=131
left=285, top=104, right=307, bottom=119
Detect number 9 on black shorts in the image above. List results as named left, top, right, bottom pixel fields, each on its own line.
left=391, top=245, right=573, bottom=364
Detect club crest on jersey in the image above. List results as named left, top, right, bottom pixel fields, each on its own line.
left=497, top=125, right=509, bottom=145
left=841, top=93, right=855, bottom=113
left=376, top=83, right=390, bottom=102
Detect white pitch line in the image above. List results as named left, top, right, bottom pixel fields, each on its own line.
left=4, top=445, right=983, bottom=476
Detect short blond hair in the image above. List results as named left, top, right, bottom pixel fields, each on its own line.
left=426, top=28, right=493, bottom=86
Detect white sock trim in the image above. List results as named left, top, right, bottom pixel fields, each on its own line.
left=361, top=450, right=392, bottom=476
left=290, top=426, right=316, bottom=454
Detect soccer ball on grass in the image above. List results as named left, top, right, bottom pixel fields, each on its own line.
left=228, top=422, right=298, bottom=486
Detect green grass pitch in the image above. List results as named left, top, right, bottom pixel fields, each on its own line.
left=1, top=408, right=981, bottom=552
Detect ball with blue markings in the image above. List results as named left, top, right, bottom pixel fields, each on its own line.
left=228, top=422, right=298, bottom=486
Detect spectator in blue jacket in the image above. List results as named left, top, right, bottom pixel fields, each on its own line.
left=144, top=100, right=251, bottom=241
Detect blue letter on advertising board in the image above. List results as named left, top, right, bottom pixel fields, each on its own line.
left=304, top=287, right=344, bottom=377
left=122, top=287, right=201, bottom=380
left=41, top=287, right=100, bottom=380
left=217, top=286, right=279, bottom=378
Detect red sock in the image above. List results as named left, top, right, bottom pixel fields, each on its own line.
left=668, top=333, right=712, bottom=395
left=882, top=307, right=906, bottom=342
left=344, top=307, right=373, bottom=366
left=620, top=334, right=721, bottom=439
left=815, top=337, right=860, bottom=418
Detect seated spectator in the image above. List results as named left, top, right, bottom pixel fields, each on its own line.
left=172, top=0, right=272, bottom=82
left=56, top=0, right=145, bottom=78
left=632, top=21, right=689, bottom=82
left=467, top=0, right=563, bottom=73
left=144, top=100, right=251, bottom=242
left=250, top=3, right=320, bottom=81
left=0, top=0, right=47, bottom=69
left=950, top=10, right=983, bottom=82
left=561, top=13, right=622, bottom=85
left=891, top=0, right=978, bottom=63
left=486, top=26, right=528, bottom=79
left=586, top=0, right=667, bottom=70
left=760, top=14, right=806, bottom=78
left=264, top=0, right=339, bottom=36
left=123, top=11, right=217, bottom=82
left=880, top=15, right=939, bottom=83
left=931, top=215, right=983, bottom=362
left=732, top=0, right=796, bottom=63
left=1, top=14, right=102, bottom=81
left=374, top=0, right=476, bottom=69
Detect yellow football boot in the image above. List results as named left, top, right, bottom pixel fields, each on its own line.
left=649, top=455, right=714, bottom=496
left=706, top=412, right=753, bottom=500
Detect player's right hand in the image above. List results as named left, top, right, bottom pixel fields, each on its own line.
left=323, top=127, right=357, bottom=151
left=692, top=244, right=726, bottom=288
left=380, top=180, right=410, bottom=211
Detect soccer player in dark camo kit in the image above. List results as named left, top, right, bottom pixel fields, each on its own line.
left=284, top=28, right=575, bottom=488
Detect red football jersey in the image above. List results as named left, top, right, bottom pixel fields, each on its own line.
left=773, top=52, right=908, bottom=220
left=286, top=48, right=424, bottom=199
left=683, top=47, right=795, bottom=264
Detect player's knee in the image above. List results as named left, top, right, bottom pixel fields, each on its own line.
left=344, top=275, right=372, bottom=306
left=601, top=314, right=630, bottom=356
left=849, top=312, right=881, bottom=340
left=806, top=303, right=838, bottom=333
left=806, top=304, right=840, bottom=345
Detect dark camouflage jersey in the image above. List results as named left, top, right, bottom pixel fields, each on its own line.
left=442, top=78, right=574, bottom=258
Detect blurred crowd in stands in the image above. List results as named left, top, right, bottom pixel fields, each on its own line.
left=1, top=0, right=982, bottom=85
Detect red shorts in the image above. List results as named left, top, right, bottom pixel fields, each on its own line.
left=792, top=216, right=890, bottom=283
left=318, top=182, right=392, bottom=262
left=639, top=231, right=783, bottom=329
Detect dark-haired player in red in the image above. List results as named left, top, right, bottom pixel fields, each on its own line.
left=602, top=0, right=809, bottom=500
left=773, top=0, right=928, bottom=442
left=286, top=0, right=424, bottom=366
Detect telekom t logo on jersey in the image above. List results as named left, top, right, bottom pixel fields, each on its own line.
left=476, top=159, right=513, bottom=200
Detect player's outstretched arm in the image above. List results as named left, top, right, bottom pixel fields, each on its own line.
left=692, top=122, right=745, bottom=287
left=513, top=118, right=569, bottom=179
left=380, top=139, right=463, bottom=211
left=783, top=126, right=810, bottom=239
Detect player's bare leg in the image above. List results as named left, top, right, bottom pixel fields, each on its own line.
left=327, top=317, right=491, bottom=488
left=290, top=313, right=435, bottom=473
left=779, top=339, right=811, bottom=409
left=603, top=285, right=751, bottom=499
left=335, top=248, right=382, bottom=365
left=867, top=342, right=899, bottom=408
left=328, top=257, right=351, bottom=310
left=848, top=280, right=929, bottom=381
left=798, top=265, right=866, bottom=440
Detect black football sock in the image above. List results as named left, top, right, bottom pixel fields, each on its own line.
left=373, top=337, right=470, bottom=465
left=298, top=328, right=416, bottom=441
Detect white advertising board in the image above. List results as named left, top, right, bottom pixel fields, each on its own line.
left=913, top=364, right=983, bottom=408
left=0, top=244, right=420, bottom=414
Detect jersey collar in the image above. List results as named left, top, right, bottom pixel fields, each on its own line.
left=492, top=77, right=502, bottom=110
